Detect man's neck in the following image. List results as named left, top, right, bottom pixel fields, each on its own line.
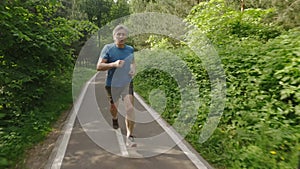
left=115, top=43, right=125, bottom=48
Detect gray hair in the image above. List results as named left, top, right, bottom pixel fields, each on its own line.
left=113, top=24, right=129, bottom=36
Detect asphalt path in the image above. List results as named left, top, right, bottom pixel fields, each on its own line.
left=45, top=72, right=213, bottom=169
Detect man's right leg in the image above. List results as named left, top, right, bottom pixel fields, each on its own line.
left=105, top=86, right=120, bottom=129
left=110, top=101, right=119, bottom=129
left=109, top=100, right=118, bottom=119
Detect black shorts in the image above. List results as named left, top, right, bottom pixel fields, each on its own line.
left=105, top=82, right=134, bottom=104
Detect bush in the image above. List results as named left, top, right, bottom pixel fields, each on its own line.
left=133, top=0, right=299, bottom=168
left=0, top=0, right=97, bottom=168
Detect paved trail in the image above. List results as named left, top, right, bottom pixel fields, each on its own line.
left=45, top=72, right=213, bottom=169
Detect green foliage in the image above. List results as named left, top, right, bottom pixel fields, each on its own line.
left=68, top=19, right=99, bottom=56
left=79, top=0, right=113, bottom=27
left=0, top=0, right=97, bottom=168
left=79, top=0, right=130, bottom=27
left=72, top=67, right=97, bottom=100
left=146, top=35, right=178, bottom=49
left=0, top=71, right=73, bottom=169
left=134, top=49, right=184, bottom=124
left=110, top=0, right=130, bottom=20
left=259, top=28, right=300, bottom=105
left=129, top=0, right=198, bottom=18
left=185, top=1, right=299, bottom=166
left=186, top=0, right=282, bottom=44
left=1, top=0, right=75, bottom=121
left=196, top=28, right=300, bottom=169
left=59, top=0, right=88, bottom=20
left=134, top=0, right=299, bottom=168
left=228, top=0, right=300, bottom=29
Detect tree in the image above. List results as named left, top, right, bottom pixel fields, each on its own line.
left=0, top=0, right=97, bottom=167
left=129, top=0, right=200, bottom=17
left=59, top=0, right=88, bottom=20
left=110, top=0, right=130, bottom=20
left=80, top=0, right=114, bottom=28
left=226, top=0, right=300, bottom=29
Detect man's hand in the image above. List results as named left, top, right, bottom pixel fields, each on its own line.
left=114, top=60, right=125, bottom=68
left=129, top=63, right=136, bottom=77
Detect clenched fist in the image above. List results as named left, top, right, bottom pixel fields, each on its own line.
left=114, top=60, right=125, bottom=68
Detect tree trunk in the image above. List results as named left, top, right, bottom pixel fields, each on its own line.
left=241, top=0, right=245, bottom=12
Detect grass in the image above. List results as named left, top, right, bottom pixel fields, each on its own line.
left=72, top=66, right=97, bottom=100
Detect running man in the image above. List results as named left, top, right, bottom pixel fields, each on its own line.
left=96, top=25, right=136, bottom=147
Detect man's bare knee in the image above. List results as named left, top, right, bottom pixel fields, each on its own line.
left=110, top=104, right=117, bottom=112
left=126, top=104, right=134, bottom=113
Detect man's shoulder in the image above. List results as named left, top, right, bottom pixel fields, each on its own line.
left=105, top=43, right=115, bottom=49
left=125, top=45, right=134, bottom=52
left=102, top=43, right=116, bottom=53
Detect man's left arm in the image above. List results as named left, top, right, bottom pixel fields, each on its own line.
left=129, top=58, right=136, bottom=77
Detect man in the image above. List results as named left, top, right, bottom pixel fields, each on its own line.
left=96, top=25, right=136, bottom=147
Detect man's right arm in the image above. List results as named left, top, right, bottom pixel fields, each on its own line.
left=96, top=58, right=124, bottom=71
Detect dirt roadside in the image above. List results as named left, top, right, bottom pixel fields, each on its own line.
left=16, top=107, right=72, bottom=169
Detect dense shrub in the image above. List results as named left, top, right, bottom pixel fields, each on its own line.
left=134, top=0, right=299, bottom=168
left=0, top=0, right=97, bottom=168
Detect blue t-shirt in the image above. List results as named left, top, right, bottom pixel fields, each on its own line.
left=100, top=43, right=134, bottom=87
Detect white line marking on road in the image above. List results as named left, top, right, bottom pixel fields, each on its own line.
left=134, top=92, right=208, bottom=169
left=115, top=128, right=129, bottom=157
left=48, top=73, right=98, bottom=169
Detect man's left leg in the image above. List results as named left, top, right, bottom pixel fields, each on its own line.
left=124, top=94, right=136, bottom=147
left=123, top=82, right=136, bottom=147
left=124, top=94, right=135, bottom=137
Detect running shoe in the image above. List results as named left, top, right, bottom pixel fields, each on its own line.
left=112, top=118, right=119, bottom=129
left=126, top=135, right=137, bottom=147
